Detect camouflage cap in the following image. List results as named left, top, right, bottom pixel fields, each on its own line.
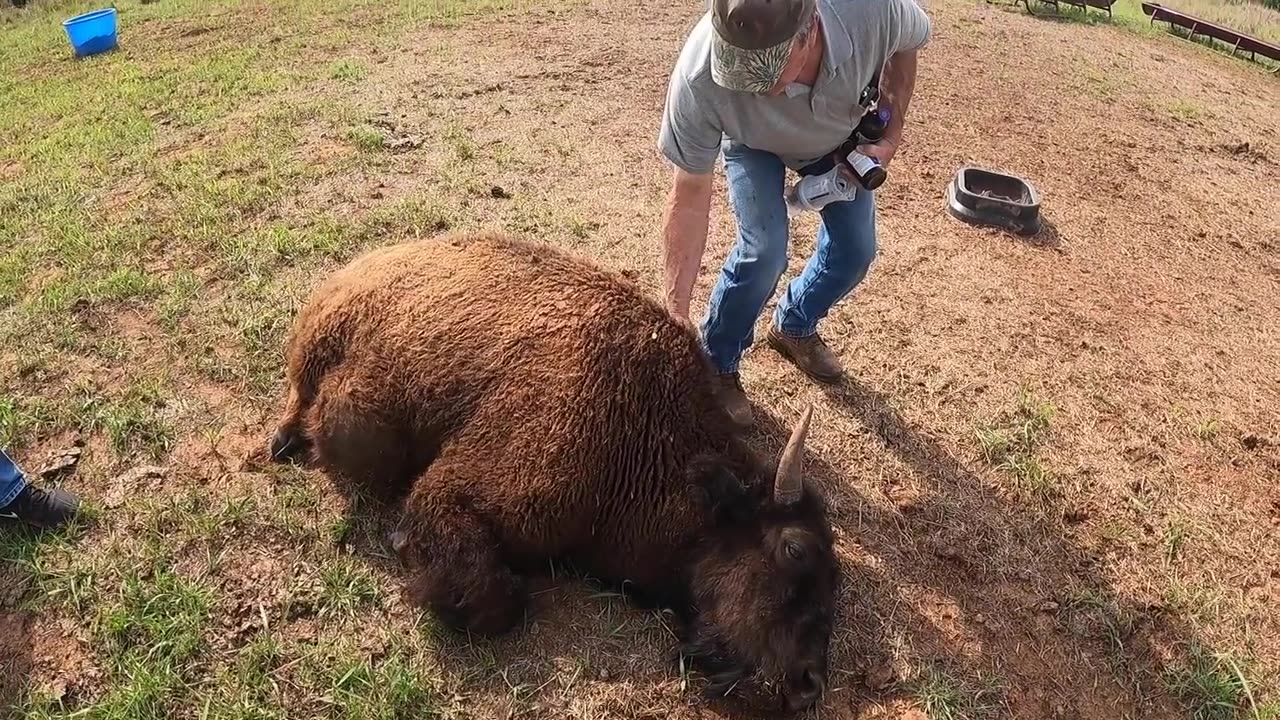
left=710, top=0, right=816, bottom=93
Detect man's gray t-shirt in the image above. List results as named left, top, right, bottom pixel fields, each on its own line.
left=658, top=0, right=931, bottom=174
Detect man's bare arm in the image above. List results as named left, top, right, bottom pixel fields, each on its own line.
left=661, top=167, right=714, bottom=320
left=881, top=49, right=917, bottom=143
left=857, top=49, right=918, bottom=167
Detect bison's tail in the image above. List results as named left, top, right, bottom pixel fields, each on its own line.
left=269, top=385, right=311, bottom=463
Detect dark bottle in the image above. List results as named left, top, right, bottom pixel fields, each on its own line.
left=837, top=107, right=891, bottom=191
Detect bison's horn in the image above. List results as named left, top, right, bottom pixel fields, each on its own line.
left=774, top=404, right=813, bottom=506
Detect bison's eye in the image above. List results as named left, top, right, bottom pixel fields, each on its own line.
left=785, top=541, right=805, bottom=562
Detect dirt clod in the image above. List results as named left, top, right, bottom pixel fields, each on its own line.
left=387, top=134, right=424, bottom=150
left=865, top=661, right=897, bottom=691
left=1063, top=506, right=1091, bottom=524
left=104, top=465, right=167, bottom=508
left=38, top=446, right=82, bottom=480
left=932, top=543, right=969, bottom=564
left=1241, top=433, right=1273, bottom=451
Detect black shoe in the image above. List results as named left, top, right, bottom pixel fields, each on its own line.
left=0, top=484, right=81, bottom=529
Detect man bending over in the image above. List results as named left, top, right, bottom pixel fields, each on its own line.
left=658, top=0, right=930, bottom=426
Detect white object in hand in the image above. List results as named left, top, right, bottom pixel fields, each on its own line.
left=784, top=165, right=858, bottom=217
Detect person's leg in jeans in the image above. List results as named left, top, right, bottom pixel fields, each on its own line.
left=699, top=143, right=790, bottom=425
left=766, top=185, right=877, bottom=382
left=0, top=449, right=26, bottom=510
left=0, top=448, right=80, bottom=529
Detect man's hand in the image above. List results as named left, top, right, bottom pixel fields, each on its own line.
left=667, top=293, right=692, bottom=322
left=662, top=167, right=714, bottom=322
left=855, top=133, right=901, bottom=168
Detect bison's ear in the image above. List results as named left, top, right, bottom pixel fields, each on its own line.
left=689, top=458, right=755, bottom=526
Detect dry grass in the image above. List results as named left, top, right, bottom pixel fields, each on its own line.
left=2, top=0, right=1279, bottom=718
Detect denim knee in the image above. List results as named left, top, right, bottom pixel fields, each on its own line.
left=721, top=147, right=791, bottom=300
left=727, top=229, right=788, bottom=288
left=773, top=190, right=878, bottom=336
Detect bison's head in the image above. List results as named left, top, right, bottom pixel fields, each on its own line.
left=684, top=405, right=838, bottom=713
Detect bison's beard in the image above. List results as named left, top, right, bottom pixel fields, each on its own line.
left=679, top=620, right=782, bottom=710
left=681, top=634, right=745, bottom=697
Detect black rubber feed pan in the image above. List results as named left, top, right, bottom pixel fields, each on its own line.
left=946, top=166, right=1042, bottom=236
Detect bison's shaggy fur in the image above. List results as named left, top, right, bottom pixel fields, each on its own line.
left=270, top=231, right=839, bottom=712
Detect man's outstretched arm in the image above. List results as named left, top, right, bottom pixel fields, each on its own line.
left=661, top=167, right=714, bottom=321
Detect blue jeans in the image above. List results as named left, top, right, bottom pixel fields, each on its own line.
left=700, top=143, right=878, bottom=374
left=1, top=448, right=27, bottom=508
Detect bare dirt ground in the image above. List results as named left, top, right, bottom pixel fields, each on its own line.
left=2, top=0, right=1278, bottom=718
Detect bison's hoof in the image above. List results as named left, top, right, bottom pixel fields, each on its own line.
left=269, top=426, right=308, bottom=463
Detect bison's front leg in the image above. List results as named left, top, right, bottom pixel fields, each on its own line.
left=395, top=507, right=527, bottom=636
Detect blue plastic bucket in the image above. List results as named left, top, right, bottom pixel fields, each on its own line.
left=62, top=8, right=119, bottom=58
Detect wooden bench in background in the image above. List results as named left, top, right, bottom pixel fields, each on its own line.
left=1141, top=1, right=1280, bottom=68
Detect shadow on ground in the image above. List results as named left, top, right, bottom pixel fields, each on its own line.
left=740, top=377, right=1208, bottom=716
left=1025, top=215, right=1067, bottom=250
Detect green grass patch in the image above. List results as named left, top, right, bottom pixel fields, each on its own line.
left=0, top=395, right=57, bottom=449
left=0, top=520, right=96, bottom=613
left=1167, top=98, right=1206, bottom=123
left=1165, top=642, right=1271, bottom=720
left=320, top=557, right=384, bottom=617
left=1062, top=588, right=1142, bottom=670
left=327, top=651, right=442, bottom=720
left=330, top=58, right=370, bottom=83
left=911, top=662, right=1004, bottom=720
left=197, top=633, right=288, bottom=720
left=976, top=387, right=1059, bottom=502
left=1162, top=578, right=1223, bottom=627
left=328, top=516, right=358, bottom=546
left=365, top=197, right=456, bottom=240
left=74, top=378, right=175, bottom=459
left=441, top=124, right=478, bottom=162
left=1194, top=417, right=1221, bottom=441
left=88, top=568, right=214, bottom=720
left=344, top=125, right=387, bottom=152
left=1162, top=518, right=1193, bottom=564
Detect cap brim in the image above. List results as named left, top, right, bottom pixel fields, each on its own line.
left=710, top=32, right=795, bottom=93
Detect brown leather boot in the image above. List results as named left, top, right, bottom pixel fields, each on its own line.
left=766, top=327, right=844, bottom=384
left=711, top=372, right=754, bottom=429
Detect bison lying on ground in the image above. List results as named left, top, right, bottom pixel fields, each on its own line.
left=269, top=230, right=839, bottom=712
